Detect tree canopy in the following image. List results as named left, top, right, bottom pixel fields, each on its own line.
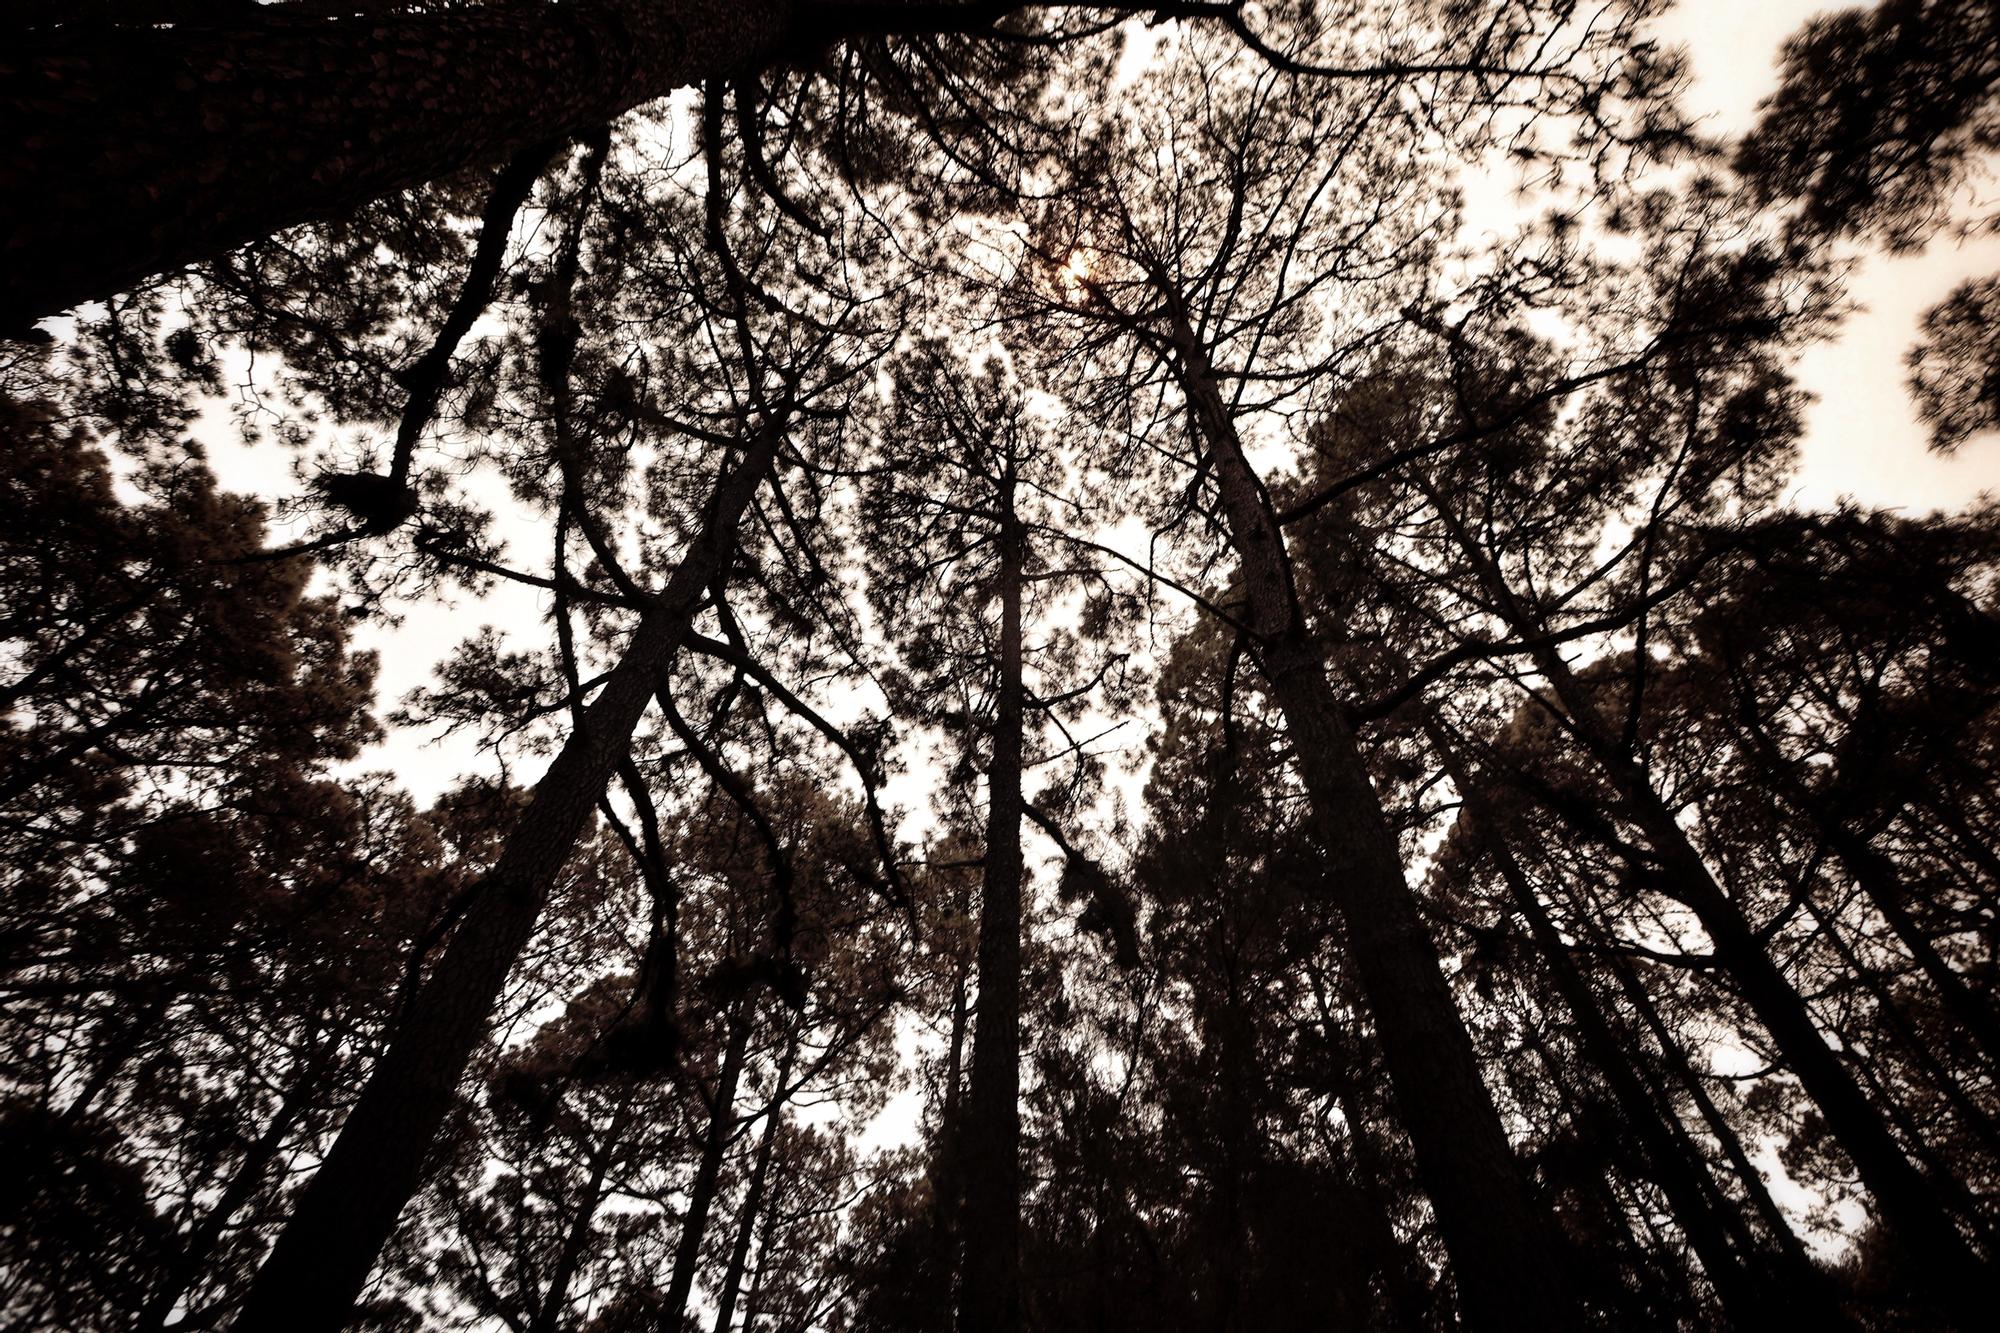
left=2, top=2, right=1998, bottom=1330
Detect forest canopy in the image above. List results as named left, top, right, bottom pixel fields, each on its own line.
left=3, top=1, right=1999, bottom=1330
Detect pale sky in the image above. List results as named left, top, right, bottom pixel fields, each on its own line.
left=1652, top=0, right=2000, bottom=512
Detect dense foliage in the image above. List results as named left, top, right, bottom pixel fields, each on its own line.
left=3, top=1, right=1998, bottom=1330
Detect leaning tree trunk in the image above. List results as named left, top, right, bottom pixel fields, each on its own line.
left=1813, top=801, right=2000, bottom=1071
left=235, top=424, right=783, bottom=1332
left=136, top=1063, right=312, bottom=1333
left=1732, top=712, right=2000, bottom=1071
left=1590, top=919, right=1826, bottom=1278
left=1165, top=310, right=1584, bottom=1332
left=1531, top=638, right=1996, bottom=1308
left=1425, top=721, right=1812, bottom=1332
left=529, top=1097, right=632, bottom=1333
left=1426, top=490, right=1998, bottom=1314
left=712, top=1024, right=798, bottom=1333
left=0, top=0, right=793, bottom=327
left=958, top=473, right=1026, bottom=1333
left=661, top=1011, right=752, bottom=1330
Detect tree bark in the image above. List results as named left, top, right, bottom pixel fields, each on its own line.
left=1165, top=311, right=1584, bottom=1332
left=0, top=0, right=795, bottom=326
left=662, top=1010, right=752, bottom=1329
left=235, top=423, right=782, bottom=1332
left=957, top=469, right=1026, bottom=1333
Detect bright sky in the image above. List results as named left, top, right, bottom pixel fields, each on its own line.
left=1651, top=0, right=2000, bottom=513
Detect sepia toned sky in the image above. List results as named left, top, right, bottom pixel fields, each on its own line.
left=1654, top=0, right=2000, bottom=513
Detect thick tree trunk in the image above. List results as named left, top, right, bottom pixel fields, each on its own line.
left=712, top=1026, right=798, bottom=1333
left=958, top=478, right=1026, bottom=1333
left=1165, top=314, right=1583, bottom=1331
left=662, top=1011, right=752, bottom=1329
left=0, top=0, right=794, bottom=326
left=235, top=425, right=782, bottom=1332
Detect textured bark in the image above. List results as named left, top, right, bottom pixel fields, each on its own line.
left=235, top=425, right=782, bottom=1331
left=0, top=0, right=794, bottom=325
left=1165, top=313, right=1583, bottom=1331
left=957, top=478, right=1025, bottom=1333
left=661, top=1012, right=751, bottom=1330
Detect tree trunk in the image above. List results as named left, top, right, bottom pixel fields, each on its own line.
left=1534, top=640, right=1995, bottom=1304
left=530, top=1099, right=631, bottom=1333
left=1421, top=486, right=1995, bottom=1307
left=1427, top=721, right=1804, bottom=1331
left=662, top=1010, right=752, bottom=1329
left=60, top=992, right=166, bottom=1123
left=236, top=424, right=782, bottom=1332
left=1828, top=821, right=2000, bottom=1071
left=1595, top=935, right=1824, bottom=1280
left=1736, top=716, right=2000, bottom=1071
left=737, top=1127, right=794, bottom=1333
left=1302, top=961, right=1436, bottom=1328
left=713, top=1025, right=798, bottom=1333
left=958, top=471, right=1026, bottom=1333
left=924, top=890, right=972, bottom=1332
left=1165, top=311, right=1583, bottom=1332
left=135, top=1068, right=310, bottom=1333
left=0, top=0, right=795, bottom=326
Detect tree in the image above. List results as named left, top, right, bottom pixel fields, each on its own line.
left=1737, top=0, right=1999, bottom=253
left=1908, top=275, right=2000, bottom=452
left=232, top=98, right=896, bottom=1325
left=12, top=4, right=2000, bottom=1330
